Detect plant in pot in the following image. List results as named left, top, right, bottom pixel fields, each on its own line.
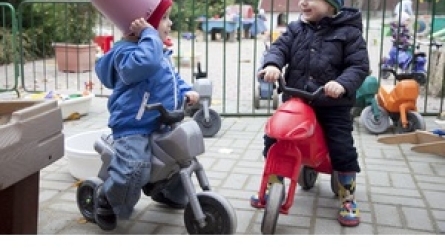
left=52, top=2, right=99, bottom=73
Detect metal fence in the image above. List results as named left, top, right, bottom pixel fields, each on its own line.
left=0, top=2, right=19, bottom=97
left=0, top=0, right=444, bottom=116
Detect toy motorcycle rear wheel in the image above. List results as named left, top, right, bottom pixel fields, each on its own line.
left=254, top=87, right=261, bottom=109
left=184, top=192, right=237, bottom=235
left=330, top=171, right=339, bottom=196
left=261, top=183, right=284, bottom=235
left=272, top=91, right=279, bottom=110
left=76, top=177, right=103, bottom=223
left=360, top=105, right=391, bottom=134
left=381, top=70, right=391, bottom=79
left=193, top=108, right=222, bottom=137
left=395, top=111, right=426, bottom=133
left=298, top=166, right=318, bottom=190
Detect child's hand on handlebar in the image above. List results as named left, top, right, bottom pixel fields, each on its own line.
left=258, top=66, right=281, bottom=83
left=324, top=81, right=345, bottom=99
left=185, top=91, right=200, bottom=105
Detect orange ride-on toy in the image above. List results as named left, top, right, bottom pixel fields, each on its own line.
left=360, top=69, right=426, bottom=134
left=253, top=78, right=339, bottom=235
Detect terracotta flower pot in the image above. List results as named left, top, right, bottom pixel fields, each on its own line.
left=53, top=43, right=96, bottom=73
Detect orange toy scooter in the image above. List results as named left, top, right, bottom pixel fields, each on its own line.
left=360, top=69, right=426, bottom=134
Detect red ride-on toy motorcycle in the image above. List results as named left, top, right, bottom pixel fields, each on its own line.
left=253, top=77, right=339, bottom=235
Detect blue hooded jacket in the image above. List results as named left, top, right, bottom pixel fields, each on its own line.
left=95, top=28, right=192, bottom=139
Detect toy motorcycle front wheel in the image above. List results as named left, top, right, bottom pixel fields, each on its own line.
left=360, top=105, right=391, bottom=134
left=76, top=177, right=103, bottom=223
left=261, top=183, right=284, bottom=235
left=193, top=108, right=222, bottom=137
left=395, top=111, right=426, bottom=133
left=184, top=192, right=237, bottom=234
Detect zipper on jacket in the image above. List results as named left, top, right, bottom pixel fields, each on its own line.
left=165, top=56, right=178, bottom=110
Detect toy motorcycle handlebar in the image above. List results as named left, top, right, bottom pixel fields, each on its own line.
left=416, top=40, right=443, bottom=49
left=381, top=68, right=420, bottom=82
left=145, top=97, right=190, bottom=126
left=272, top=75, right=324, bottom=101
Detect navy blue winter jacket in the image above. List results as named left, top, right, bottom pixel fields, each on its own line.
left=263, top=7, right=370, bottom=106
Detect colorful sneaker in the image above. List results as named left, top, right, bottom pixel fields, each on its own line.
left=250, top=192, right=268, bottom=208
left=337, top=172, right=360, bottom=227
left=250, top=175, right=284, bottom=208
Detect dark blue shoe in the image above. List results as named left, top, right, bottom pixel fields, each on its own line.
left=151, top=192, right=186, bottom=209
left=94, top=184, right=117, bottom=231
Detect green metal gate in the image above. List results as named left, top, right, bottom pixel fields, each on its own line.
left=0, top=2, right=20, bottom=97
left=0, top=0, right=444, bottom=117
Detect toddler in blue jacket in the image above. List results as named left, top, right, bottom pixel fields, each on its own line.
left=251, top=0, right=369, bottom=227
left=93, top=0, right=199, bottom=231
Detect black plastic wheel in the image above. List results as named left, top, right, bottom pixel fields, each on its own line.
left=184, top=192, right=237, bottom=235
left=395, top=111, right=426, bottom=133
left=297, top=166, right=318, bottom=190
left=254, top=86, right=260, bottom=109
left=360, top=105, right=391, bottom=134
left=413, top=72, right=427, bottom=86
left=381, top=71, right=391, bottom=79
left=272, top=91, right=279, bottom=110
left=351, top=107, right=363, bottom=119
left=193, top=108, right=222, bottom=137
left=330, top=171, right=339, bottom=196
left=380, top=65, right=391, bottom=79
left=76, top=177, right=103, bottom=222
left=261, top=183, right=284, bottom=235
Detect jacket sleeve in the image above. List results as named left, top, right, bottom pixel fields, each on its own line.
left=176, top=72, right=193, bottom=98
left=262, top=23, right=295, bottom=70
left=335, top=30, right=370, bottom=98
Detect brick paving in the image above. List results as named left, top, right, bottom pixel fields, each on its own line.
left=36, top=96, right=445, bottom=235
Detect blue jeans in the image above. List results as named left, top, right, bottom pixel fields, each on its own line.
left=102, top=134, right=188, bottom=219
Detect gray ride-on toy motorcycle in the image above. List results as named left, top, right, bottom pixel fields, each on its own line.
left=185, top=62, right=222, bottom=137
left=76, top=99, right=237, bottom=234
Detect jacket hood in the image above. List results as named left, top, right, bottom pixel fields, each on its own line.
left=330, top=7, right=363, bottom=31
left=300, top=7, right=363, bottom=31
left=95, top=41, right=130, bottom=89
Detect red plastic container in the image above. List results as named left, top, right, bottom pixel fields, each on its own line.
left=94, top=35, right=114, bottom=53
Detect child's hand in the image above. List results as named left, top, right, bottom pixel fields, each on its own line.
left=258, top=66, right=281, bottom=83
left=324, top=81, right=345, bottom=98
left=130, top=18, right=153, bottom=37
left=185, top=91, right=200, bottom=105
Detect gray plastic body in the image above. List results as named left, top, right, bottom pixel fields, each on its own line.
left=94, top=120, right=205, bottom=183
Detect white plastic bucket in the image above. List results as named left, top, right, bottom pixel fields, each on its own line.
left=91, top=0, right=160, bottom=35
left=65, top=129, right=110, bottom=180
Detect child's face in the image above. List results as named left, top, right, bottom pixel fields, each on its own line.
left=299, top=0, right=335, bottom=22
left=157, top=7, right=172, bottom=42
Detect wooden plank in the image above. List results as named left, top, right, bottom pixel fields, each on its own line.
left=411, top=142, right=445, bottom=157
left=377, top=130, right=444, bottom=144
